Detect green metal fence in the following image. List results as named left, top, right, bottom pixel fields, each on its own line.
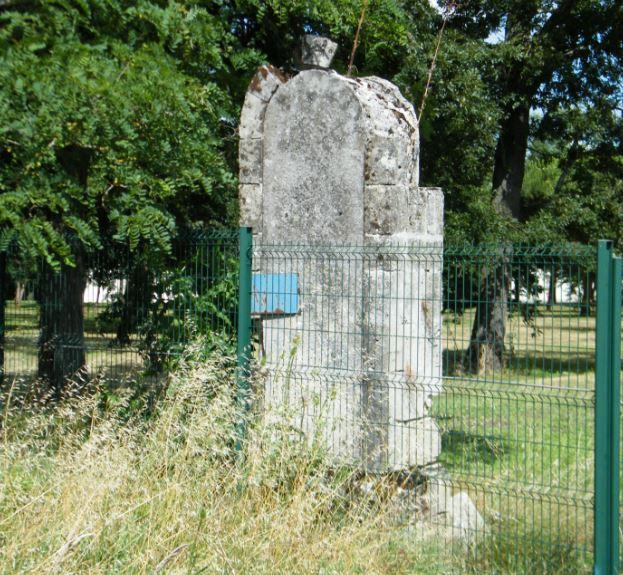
left=1, top=230, right=622, bottom=573
left=0, top=229, right=241, bottom=396
left=251, top=240, right=606, bottom=572
left=595, top=240, right=622, bottom=575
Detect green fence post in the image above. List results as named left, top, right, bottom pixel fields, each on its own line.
left=594, top=240, right=621, bottom=575
left=609, top=255, right=621, bottom=573
left=236, top=227, right=253, bottom=451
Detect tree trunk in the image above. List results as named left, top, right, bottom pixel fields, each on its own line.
left=579, top=273, right=594, bottom=317
left=466, top=104, right=530, bottom=373
left=492, top=104, right=530, bottom=220
left=14, top=281, right=24, bottom=307
left=547, top=268, right=557, bottom=309
left=513, top=269, right=521, bottom=304
left=465, top=258, right=510, bottom=373
left=116, top=262, right=150, bottom=345
left=37, top=252, right=87, bottom=396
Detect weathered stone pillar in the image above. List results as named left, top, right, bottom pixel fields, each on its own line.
left=239, top=35, right=444, bottom=473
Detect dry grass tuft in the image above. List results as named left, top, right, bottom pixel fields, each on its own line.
left=0, top=346, right=453, bottom=575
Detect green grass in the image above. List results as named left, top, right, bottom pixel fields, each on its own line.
left=3, top=301, right=157, bottom=391
left=431, top=304, right=598, bottom=572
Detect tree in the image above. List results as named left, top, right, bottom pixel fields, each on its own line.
left=0, top=0, right=438, bottom=393
left=0, top=0, right=253, bottom=392
left=524, top=104, right=623, bottom=313
left=4, top=0, right=620, bottom=387
left=443, top=0, right=623, bottom=370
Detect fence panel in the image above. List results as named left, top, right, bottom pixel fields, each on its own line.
left=253, top=241, right=599, bottom=572
left=0, top=230, right=240, bottom=396
left=440, top=244, right=597, bottom=571
left=3, top=233, right=620, bottom=572
left=594, top=240, right=622, bottom=575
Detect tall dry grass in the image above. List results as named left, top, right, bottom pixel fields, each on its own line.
left=0, top=348, right=454, bottom=575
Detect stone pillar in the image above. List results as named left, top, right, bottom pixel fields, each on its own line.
left=239, top=35, right=444, bottom=472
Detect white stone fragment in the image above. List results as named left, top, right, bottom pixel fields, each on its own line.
left=297, top=34, right=338, bottom=69
left=446, top=492, right=486, bottom=543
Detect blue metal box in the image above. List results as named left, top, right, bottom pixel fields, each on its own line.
left=252, top=273, right=299, bottom=316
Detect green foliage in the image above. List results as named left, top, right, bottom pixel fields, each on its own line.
left=524, top=105, right=623, bottom=247
left=0, top=0, right=249, bottom=266
left=224, top=0, right=412, bottom=76
left=134, top=261, right=239, bottom=374
left=442, top=0, right=623, bottom=237
left=1, top=0, right=621, bottom=254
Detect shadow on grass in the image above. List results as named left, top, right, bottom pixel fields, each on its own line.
left=441, top=349, right=596, bottom=378
left=463, top=528, right=590, bottom=575
left=440, top=429, right=509, bottom=466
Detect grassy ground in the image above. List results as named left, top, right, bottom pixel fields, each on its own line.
left=1, top=301, right=603, bottom=573
left=1, top=352, right=461, bottom=575
left=3, top=301, right=146, bottom=382
left=431, top=304, right=596, bottom=572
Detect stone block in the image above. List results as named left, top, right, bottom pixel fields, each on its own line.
left=407, top=187, right=444, bottom=238
left=239, top=60, right=446, bottom=477
left=239, top=184, right=262, bottom=229
left=365, top=128, right=414, bottom=185
left=247, top=64, right=287, bottom=102
left=260, top=255, right=365, bottom=464
left=297, top=35, right=338, bottom=69
left=419, top=188, right=444, bottom=237
left=239, top=66, right=287, bottom=139
left=352, top=76, right=419, bottom=187
left=388, top=416, right=441, bottom=469
left=239, top=93, right=267, bottom=139
left=239, top=138, right=262, bottom=184
left=364, top=184, right=409, bottom=235
left=262, top=70, right=365, bottom=244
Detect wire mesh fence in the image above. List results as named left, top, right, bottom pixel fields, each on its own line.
left=251, top=240, right=599, bottom=571
left=2, top=231, right=620, bottom=572
left=437, top=244, right=597, bottom=570
left=1, top=230, right=240, bottom=396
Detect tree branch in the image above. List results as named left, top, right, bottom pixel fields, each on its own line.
left=536, top=0, right=579, bottom=40
left=347, top=0, right=369, bottom=76
left=419, top=3, right=457, bottom=119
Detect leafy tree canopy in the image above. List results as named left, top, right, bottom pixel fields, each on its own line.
left=0, top=0, right=261, bottom=268
left=1, top=0, right=621, bottom=261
